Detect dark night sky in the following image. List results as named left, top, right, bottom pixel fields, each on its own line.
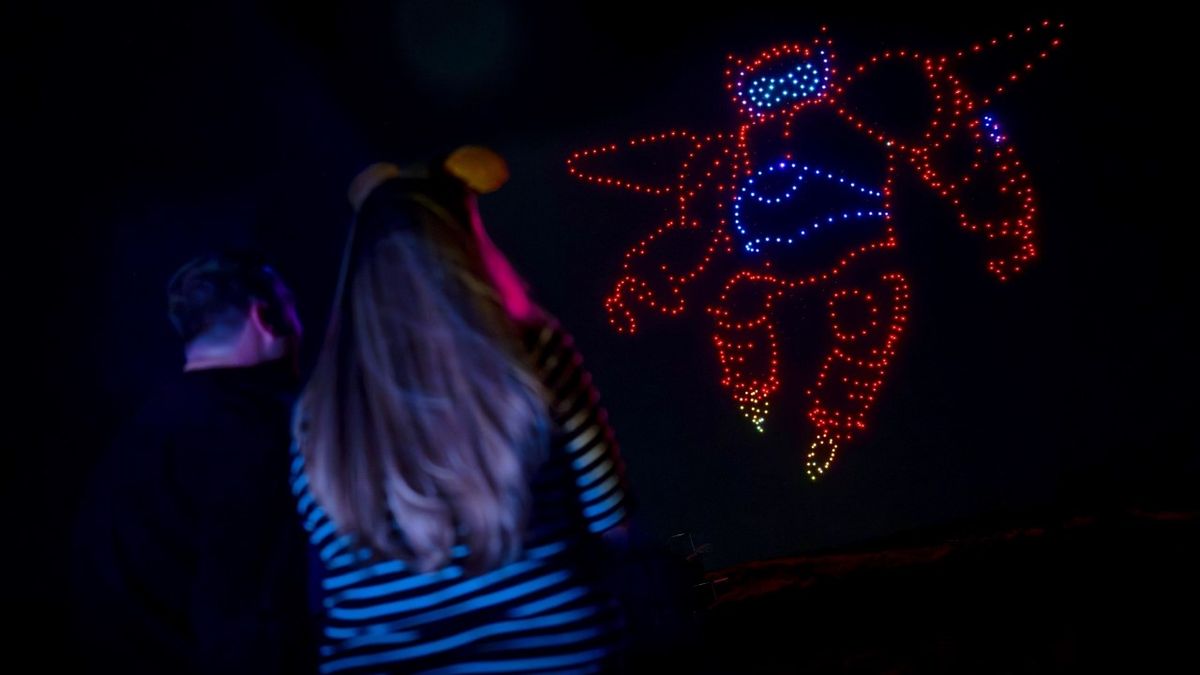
left=6, top=0, right=1195, bottom=637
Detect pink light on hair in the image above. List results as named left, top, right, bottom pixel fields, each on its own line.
left=467, top=194, right=541, bottom=323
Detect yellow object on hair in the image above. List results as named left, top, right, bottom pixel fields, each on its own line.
left=443, top=146, right=509, bottom=194
left=348, top=162, right=404, bottom=212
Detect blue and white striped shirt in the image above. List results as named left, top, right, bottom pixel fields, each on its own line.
left=291, top=319, right=630, bottom=674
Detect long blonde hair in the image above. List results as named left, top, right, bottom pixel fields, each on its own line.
left=298, top=167, right=548, bottom=573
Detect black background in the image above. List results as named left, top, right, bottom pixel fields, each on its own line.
left=6, top=0, right=1195, bottom=647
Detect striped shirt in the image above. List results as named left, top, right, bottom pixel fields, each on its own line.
left=291, top=319, right=630, bottom=674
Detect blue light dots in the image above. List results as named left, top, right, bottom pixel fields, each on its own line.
left=981, top=114, right=1007, bottom=145
left=740, top=51, right=832, bottom=113
left=733, top=161, right=888, bottom=253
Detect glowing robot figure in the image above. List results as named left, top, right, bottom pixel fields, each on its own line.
left=567, top=22, right=1063, bottom=478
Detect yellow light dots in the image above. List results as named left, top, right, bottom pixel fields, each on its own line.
left=806, top=431, right=839, bottom=480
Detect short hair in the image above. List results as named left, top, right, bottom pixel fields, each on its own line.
left=166, top=252, right=297, bottom=346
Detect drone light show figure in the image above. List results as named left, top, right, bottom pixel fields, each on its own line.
left=568, top=21, right=1063, bottom=478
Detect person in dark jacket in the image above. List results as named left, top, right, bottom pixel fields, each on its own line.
left=72, top=252, right=315, bottom=674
